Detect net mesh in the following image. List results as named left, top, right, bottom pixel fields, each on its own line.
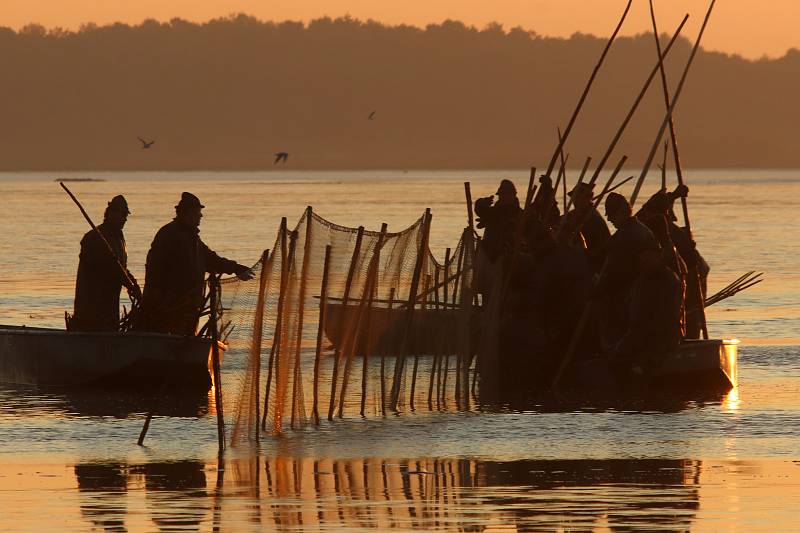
left=219, top=208, right=478, bottom=445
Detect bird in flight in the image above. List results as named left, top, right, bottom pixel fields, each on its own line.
left=368, top=110, right=376, bottom=120
left=138, top=137, right=155, bottom=149
left=274, top=152, right=289, bottom=164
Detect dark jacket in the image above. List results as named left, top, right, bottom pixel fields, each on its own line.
left=615, top=262, right=683, bottom=360
left=600, top=216, right=657, bottom=296
left=475, top=198, right=522, bottom=262
left=139, top=219, right=247, bottom=335
left=73, top=223, right=130, bottom=331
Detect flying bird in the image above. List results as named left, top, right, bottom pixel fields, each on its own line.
left=138, top=137, right=155, bottom=149
left=274, top=152, right=289, bottom=164
left=368, top=110, right=376, bottom=120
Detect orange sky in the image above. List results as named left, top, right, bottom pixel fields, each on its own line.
left=3, top=0, right=797, bottom=59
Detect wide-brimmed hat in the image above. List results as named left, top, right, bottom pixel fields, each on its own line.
left=604, top=192, right=630, bottom=214
left=567, top=182, right=594, bottom=198
left=175, top=192, right=205, bottom=210
left=496, top=179, right=517, bottom=195
left=107, top=195, right=130, bottom=214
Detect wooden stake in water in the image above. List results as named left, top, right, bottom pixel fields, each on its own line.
left=290, top=208, right=314, bottom=429
left=328, top=226, right=365, bottom=420
left=380, top=287, right=396, bottom=415
left=312, top=245, right=333, bottom=425
left=262, top=218, right=288, bottom=431
left=209, top=274, right=226, bottom=452
left=252, top=249, right=270, bottom=444
left=360, top=223, right=388, bottom=416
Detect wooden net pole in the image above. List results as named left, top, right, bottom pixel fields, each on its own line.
left=290, top=207, right=314, bottom=429
left=380, top=287, right=396, bottom=415
left=262, top=218, right=288, bottom=431
left=389, top=209, right=432, bottom=411
left=252, top=248, right=270, bottom=444
left=328, top=226, right=365, bottom=420
left=312, top=245, right=332, bottom=425
left=360, top=223, right=388, bottom=417
left=630, top=0, right=717, bottom=207
left=209, top=274, right=226, bottom=452
left=648, top=0, right=710, bottom=339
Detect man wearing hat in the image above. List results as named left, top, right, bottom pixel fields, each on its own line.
left=597, top=192, right=658, bottom=345
left=72, top=195, right=139, bottom=331
left=564, top=181, right=610, bottom=272
left=474, top=179, right=522, bottom=263
left=138, top=192, right=254, bottom=335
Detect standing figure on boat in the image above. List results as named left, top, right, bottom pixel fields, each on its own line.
left=137, top=192, right=254, bottom=335
left=611, top=241, right=683, bottom=380
left=638, top=185, right=708, bottom=338
left=474, top=179, right=522, bottom=303
left=562, top=182, right=610, bottom=272
left=72, top=195, right=139, bottom=332
left=530, top=174, right=561, bottom=229
left=597, top=192, right=657, bottom=346
left=474, top=179, right=522, bottom=263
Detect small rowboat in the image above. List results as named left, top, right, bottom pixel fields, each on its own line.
left=0, top=325, right=218, bottom=390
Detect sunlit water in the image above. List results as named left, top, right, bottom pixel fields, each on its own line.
left=1, top=170, right=799, bottom=531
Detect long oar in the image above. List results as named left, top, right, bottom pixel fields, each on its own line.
left=586, top=14, right=689, bottom=187
left=648, top=0, right=710, bottom=338
left=630, top=0, right=717, bottom=207
left=60, top=182, right=141, bottom=303
left=538, top=0, right=633, bottom=185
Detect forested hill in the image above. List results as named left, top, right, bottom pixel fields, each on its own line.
left=1, top=15, right=797, bottom=170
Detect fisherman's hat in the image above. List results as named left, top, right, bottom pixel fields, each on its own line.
left=604, top=192, right=630, bottom=213
left=176, top=192, right=205, bottom=210
left=107, top=195, right=130, bottom=214
left=567, top=182, right=594, bottom=198
left=496, top=179, right=517, bottom=195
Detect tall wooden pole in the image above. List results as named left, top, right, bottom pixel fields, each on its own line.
left=389, top=209, right=432, bottom=411
left=586, top=14, right=689, bottom=187
left=312, top=245, right=332, bottom=425
left=649, top=0, right=709, bottom=339
left=252, top=248, right=270, bottom=444
left=630, top=0, right=717, bottom=207
left=209, top=274, right=226, bottom=452
left=290, top=207, right=314, bottom=429
left=360, top=223, right=388, bottom=416
left=328, top=226, right=365, bottom=420
left=464, top=182, right=474, bottom=232
left=262, top=218, right=288, bottom=430
left=539, top=0, right=634, bottom=184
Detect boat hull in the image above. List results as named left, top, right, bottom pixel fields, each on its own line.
left=0, top=325, right=215, bottom=390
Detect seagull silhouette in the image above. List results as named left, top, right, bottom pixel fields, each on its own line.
left=368, top=110, right=376, bottom=120
left=274, top=152, right=289, bottom=164
left=138, top=137, right=155, bottom=149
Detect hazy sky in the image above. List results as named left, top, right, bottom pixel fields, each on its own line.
left=4, top=0, right=795, bottom=59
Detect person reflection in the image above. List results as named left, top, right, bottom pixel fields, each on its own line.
left=74, top=463, right=129, bottom=532
left=141, top=461, right=210, bottom=531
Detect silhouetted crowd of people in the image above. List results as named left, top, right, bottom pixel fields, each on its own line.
left=474, top=176, right=708, bottom=385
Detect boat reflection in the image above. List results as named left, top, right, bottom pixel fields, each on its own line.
left=0, top=384, right=209, bottom=419
left=74, top=457, right=701, bottom=531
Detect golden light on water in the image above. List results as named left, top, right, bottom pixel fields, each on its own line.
left=722, top=387, right=741, bottom=412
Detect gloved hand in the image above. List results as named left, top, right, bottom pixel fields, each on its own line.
left=237, top=268, right=255, bottom=281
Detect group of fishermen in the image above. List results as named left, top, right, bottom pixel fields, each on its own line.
left=71, top=192, right=254, bottom=335
left=474, top=175, right=709, bottom=385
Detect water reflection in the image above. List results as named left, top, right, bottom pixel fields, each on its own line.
left=0, top=384, right=208, bottom=419
left=73, top=457, right=703, bottom=532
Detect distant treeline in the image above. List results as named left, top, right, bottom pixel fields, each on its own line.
left=1, top=15, right=798, bottom=170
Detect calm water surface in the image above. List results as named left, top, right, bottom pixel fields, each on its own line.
left=1, top=170, right=799, bottom=531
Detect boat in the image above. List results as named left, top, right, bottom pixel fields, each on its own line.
left=0, top=325, right=218, bottom=390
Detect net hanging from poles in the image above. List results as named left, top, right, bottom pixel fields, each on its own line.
left=218, top=208, right=478, bottom=446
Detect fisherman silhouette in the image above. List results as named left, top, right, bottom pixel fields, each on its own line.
left=137, top=137, right=155, bottom=149
left=274, top=152, right=289, bottom=164
left=72, top=195, right=139, bottom=332
left=137, top=192, right=254, bottom=335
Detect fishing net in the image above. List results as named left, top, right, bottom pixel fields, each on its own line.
left=219, top=208, right=478, bottom=446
